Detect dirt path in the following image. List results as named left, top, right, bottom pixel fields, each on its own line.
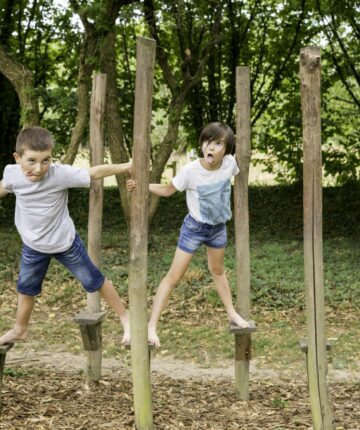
left=6, top=341, right=359, bottom=384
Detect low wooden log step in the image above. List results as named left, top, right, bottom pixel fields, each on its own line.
left=124, top=343, right=155, bottom=351
left=299, top=338, right=332, bottom=353
left=73, top=311, right=106, bottom=351
left=229, top=320, right=257, bottom=334
left=0, top=343, right=14, bottom=355
left=73, top=311, right=106, bottom=325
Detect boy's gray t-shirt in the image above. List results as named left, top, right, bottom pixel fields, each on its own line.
left=3, top=163, right=90, bottom=253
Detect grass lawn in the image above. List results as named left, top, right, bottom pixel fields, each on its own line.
left=0, top=184, right=360, bottom=374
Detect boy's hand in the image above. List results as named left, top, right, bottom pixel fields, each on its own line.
left=126, top=179, right=136, bottom=192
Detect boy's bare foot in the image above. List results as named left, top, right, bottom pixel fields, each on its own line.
left=228, top=312, right=250, bottom=329
left=148, top=327, right=160, bottom=347
left=0, top=328, right=27, bottom=345
left=120, top=312, right=130, bottom=345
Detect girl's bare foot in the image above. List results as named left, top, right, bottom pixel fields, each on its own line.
left=0, top=328, right=28, bottom=345
left=120, top=312, right=130, bottom=345
left=148, top=327, right=160, bottom=347
left=228, top=312, right=250, bottom=329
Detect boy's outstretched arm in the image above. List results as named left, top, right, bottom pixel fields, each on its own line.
left=0, top=180, right=8, bottom=198
left=88, top=161, right=132, bottom=180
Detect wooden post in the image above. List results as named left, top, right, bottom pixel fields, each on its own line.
left=0, top=343, right=13, bottom=408
left=300, top=46, right=333, bottom=430
left=128, top=37, right=156, bottom=430
left=233, top=66, right=252, bottom=400
left=86, top=73, right=107, bottom=382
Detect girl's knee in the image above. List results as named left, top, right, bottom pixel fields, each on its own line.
left=208, top=264, right=224, bottom=277
left=164, top=272, right=180, bottom=290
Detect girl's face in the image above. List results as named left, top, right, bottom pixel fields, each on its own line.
left=201, top=138, right=226, bottom=170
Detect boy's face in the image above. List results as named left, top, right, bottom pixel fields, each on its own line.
left=201, top=138, right=226, bottom=170
left=14, top=148, right=52, bottom=182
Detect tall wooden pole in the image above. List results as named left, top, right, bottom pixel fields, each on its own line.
left=86, top=73, right=107, bottom=381
left=128, top=37, right=156, bottom=430
left=234, top=66, right=252, bottom=400
left=300, top=47, right=333, bottom=430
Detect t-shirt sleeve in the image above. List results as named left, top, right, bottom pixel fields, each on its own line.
left=172, top=164, right=190, bottom=191
left=54, top=164, right=91, bottom=188
left=2, top=165, right=14, bottom=192
left=230, top=155, right=240, bottom=176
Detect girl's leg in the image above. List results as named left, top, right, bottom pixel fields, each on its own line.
left=206, top=246, right=249, bottom=328
left=0, top=293, right=35, bottom=345
left=98, top=278, right=130, bottom=344
left=148, top=248, right=193, bottom=346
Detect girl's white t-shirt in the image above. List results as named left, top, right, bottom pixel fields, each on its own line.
left=172, top=154, right=239, bottom=225
left=3, top=163, right=90, bottom=253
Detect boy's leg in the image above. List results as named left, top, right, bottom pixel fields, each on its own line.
left=55, top=234, right=130, bottom=343
left=206, top=246, right=249, bottom=328
left=148, top=248, right=193, bottom=346
left=98, top=278, right=130, bottom=344
left=0, top=293, right=35, bottom=345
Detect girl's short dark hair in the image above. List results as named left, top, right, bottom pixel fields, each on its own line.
left=16, top=126, right=55, bottom=156
left=199, top=122, right=235, bottom=155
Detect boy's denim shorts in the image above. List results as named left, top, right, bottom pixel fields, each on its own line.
left=177, top=214, right=227, bottom=254
left=17, top=233, right=105, bottom=296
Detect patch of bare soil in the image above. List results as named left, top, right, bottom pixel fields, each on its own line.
left=1, top=343, right=359, bottom=429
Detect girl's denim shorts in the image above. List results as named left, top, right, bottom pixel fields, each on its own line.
left=177, top=214, right=227, bottom=254
left=17, top=233, right=105, bottom=296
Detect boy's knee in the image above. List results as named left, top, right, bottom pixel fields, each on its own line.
left=17, top=285, right=41, bottom=296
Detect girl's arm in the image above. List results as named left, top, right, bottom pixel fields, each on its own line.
left=149, top=182, right=177, bottom=197
left=88, top=161, right=132, bottom=180
left=0, top=181, right=8, bottom=198
left=126, top=179, right=177, bottom=197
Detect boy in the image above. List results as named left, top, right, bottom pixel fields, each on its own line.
left=127, top=122, right=250, bottom=346
left=0, top=126, right=131, bottom=345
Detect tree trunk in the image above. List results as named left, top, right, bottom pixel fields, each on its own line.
left=0, top=76, right=19, bottom=174
left=100, top=30, right=132, bottom=224
left=0, top=45, right=39, bottom=126
left=62, top=31, right=97, bottom=165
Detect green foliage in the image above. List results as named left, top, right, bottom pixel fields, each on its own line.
left=1, top=0, right=360, bottom=184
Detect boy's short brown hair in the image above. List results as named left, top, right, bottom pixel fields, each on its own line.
left=16, top=126, right=55, bottom=156
left=199, top=122, right=236, bottom=155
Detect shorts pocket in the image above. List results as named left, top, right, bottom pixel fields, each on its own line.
left=184, top=215, right=203, bottom=233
